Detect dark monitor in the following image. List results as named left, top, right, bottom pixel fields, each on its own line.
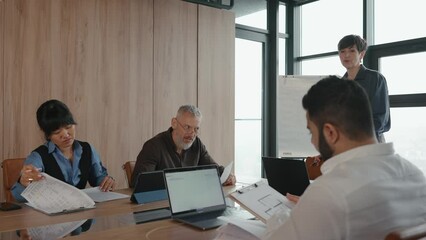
left=262, top=157, right=310, bottom=196
left=131, top=171, right=167, bottom=204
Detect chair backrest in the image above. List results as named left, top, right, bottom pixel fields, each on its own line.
left=385, top=223, right=426, bottom=240
left=122, top=161, right=136, bottom=188
left=2, top=158, right=26, bottom=202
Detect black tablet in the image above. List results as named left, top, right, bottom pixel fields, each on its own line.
left=130, top=171, right=167, bottom=204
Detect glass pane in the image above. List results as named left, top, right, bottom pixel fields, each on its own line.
left=235, top=37, right=263, bottom=184
left=300, top=55, right=346, bottom=76
left=279, top=38, right=286, bottom=75
left=235, top=120, right=262, bottom=183
left=300, top=0, right=362, bottom=56
left=279, top=3, right=286, bottom=34
left=235, top=38, right=262, bottom=119
left=375, top=0, right=426, bottom=44
left=380, top=52, right=426, bottom=95
left=385, top=107, right=426, bottom=173
left=233, top=0, right=267, bottom=30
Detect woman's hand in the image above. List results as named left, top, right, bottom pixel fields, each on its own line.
left=19, top=229, right=32, bottom=240
left=19, top=165, right=44, bottom=187
left=99, top=176, right=116, bottom=192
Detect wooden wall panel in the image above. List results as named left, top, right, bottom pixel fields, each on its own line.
left=153, top=0, right=198, bottom=133
left=197, top=5, right=235, bottom=167
left=49, top=0, right=96, bottom=139
left=127, top=0, right=154, bottom=172
left=83, top=0, right=153, bottom=186
left=1, top=0, right=154, bottom=197
left=0, top=0, right=4, bottom=201
left=3, top=0, right=53, bottom=157
left=0, top=0, right=234, bottom=201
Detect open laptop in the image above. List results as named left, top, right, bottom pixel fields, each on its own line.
left=262, top=157, right=310, bottom=196
left=131, top=171, right=168, bottom=204
left=163, top=165, right=228, bottom=230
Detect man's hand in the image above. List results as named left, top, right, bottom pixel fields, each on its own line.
left=286, top=193, right=300, bottom=204
left=222, top=173, right=236, bottom=186
left=305, top=155, right=323, bottom=180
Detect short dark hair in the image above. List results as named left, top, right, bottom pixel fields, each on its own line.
left=302, top=76, right=374, bottom=141
left=338, top=34, right=368, bottom=52
left=36, top=99, right=76, bottom=140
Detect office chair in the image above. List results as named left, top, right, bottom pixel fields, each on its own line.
left=2, top=158, right=26, bottom=202
left=385, top=222, right=426, bottom=240
left=122, top=161, right=136, bottom=188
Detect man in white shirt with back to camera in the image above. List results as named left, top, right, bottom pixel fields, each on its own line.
left=263, top=76, right=426, bottom=240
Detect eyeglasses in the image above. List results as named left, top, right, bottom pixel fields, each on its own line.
left=175, top=118, right=200, bottom=134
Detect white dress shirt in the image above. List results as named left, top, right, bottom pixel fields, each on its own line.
left=263, top=143, right=426, bottom=240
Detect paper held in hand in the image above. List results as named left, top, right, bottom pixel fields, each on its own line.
left=220, top=161, right=234, bottom=184
left=229, top=180, right=295, bottom=223
left=21, top=173, right=95, bottom=215
left=82, top=187, right=129, bottom=202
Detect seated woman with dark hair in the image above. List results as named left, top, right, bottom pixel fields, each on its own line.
left=11, top=99, right=115, bottom=202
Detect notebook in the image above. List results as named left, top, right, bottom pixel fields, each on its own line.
left=262, top=157, right=310, bottom=196
left=163, top=165, right=228, bottom=230
left=130, top=171, right=168, bottom=204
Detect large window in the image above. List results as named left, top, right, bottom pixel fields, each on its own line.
left=300, top=55, right=344, bottom=76
left=380, top=52, right=426, bottom=95
left=235, top=39, right=263, bottom=183
left=385, top=107, right=426, bottom=172
left=375, top=0, right=426, bottom=45
left=234, top=0, right=266, bottom=30
left=233, top=0, right=426, bottom=181
left=300, top=0, right=362, bottom=56
left=379, top=51, right=426, bottom=171
left=278, top=3, right=286, bottom=75
left=233, top=0, right=269, bottom=183
left=296, top=0, right=426, bottom=173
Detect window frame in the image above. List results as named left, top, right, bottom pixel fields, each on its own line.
left=365, top=37, right=426, bottom=108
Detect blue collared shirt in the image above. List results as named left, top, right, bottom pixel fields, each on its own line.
left=11, top=140, right=108, bottom=202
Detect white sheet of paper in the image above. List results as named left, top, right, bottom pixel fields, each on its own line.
left=229, top=180, right=294, bottom=223
left=82, top=187, right=129, bottom=202
left=221, top=161, right=234, bottom=184
left=215, top=218, right=265, bottom=240
left=21, top=173, right=95, bottom=215
left=277, top=75, right=323, bottom=157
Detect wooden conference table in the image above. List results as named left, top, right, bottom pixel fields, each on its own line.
left=0, top=186, right=245, bottom=240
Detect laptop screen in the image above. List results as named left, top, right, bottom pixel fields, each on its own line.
left=262, top=157, right=310, bottom=196
left=164, top=165, right=226, bottom=215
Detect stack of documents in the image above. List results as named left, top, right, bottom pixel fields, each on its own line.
left=22, top=173, right=95, bottom=215
left=21, top=173, right=129, bottom=215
